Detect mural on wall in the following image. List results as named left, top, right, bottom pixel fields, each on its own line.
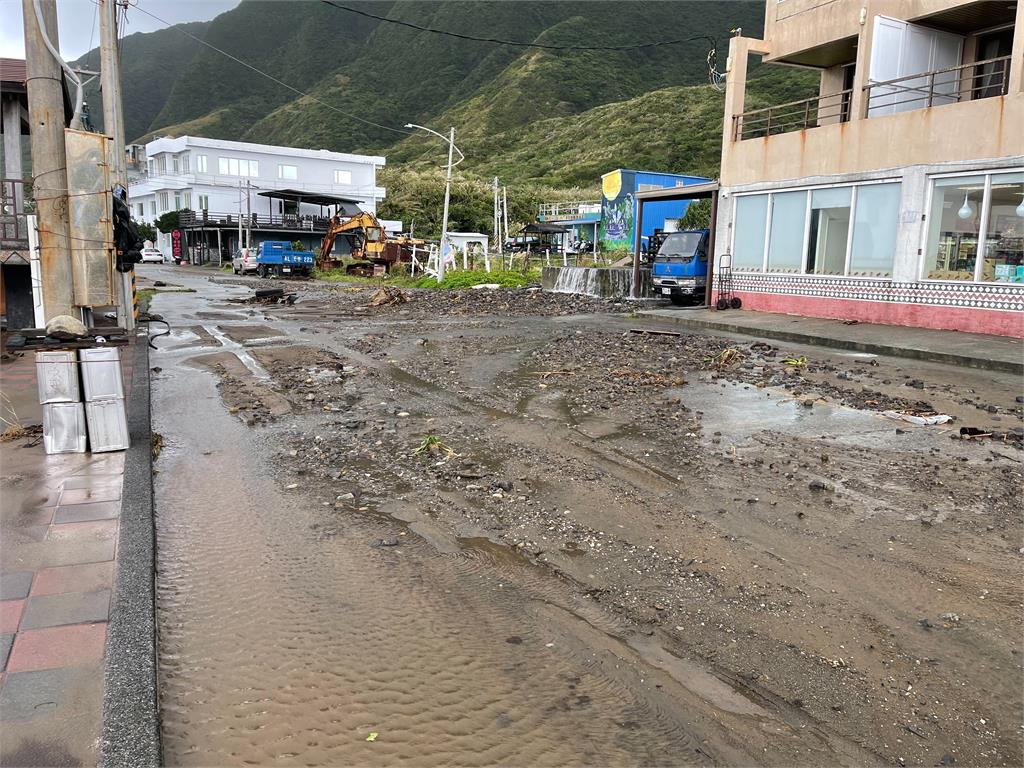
left=600, top=171, right=635, bottom=250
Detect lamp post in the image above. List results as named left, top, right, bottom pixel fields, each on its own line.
left=405, top=124, right=463, bottom=282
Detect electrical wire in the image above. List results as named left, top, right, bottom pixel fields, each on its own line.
left=320, top=0, right=717, bottom=53
left=31, top=0, right=84, bottom=129
left=127, top=3, right=414, bottom=137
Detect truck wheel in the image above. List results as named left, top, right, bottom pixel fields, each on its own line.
left=257, top=265, right=267, bottom=278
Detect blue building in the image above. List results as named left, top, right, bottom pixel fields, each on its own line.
left=599, top=169, right=711, bottom=252
left=537, top=169, right=711, bottom=254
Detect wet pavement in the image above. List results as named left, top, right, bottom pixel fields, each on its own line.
left=144, top=265, right=1022, bottom=767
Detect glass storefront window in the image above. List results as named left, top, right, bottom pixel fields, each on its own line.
left=807, top=187, right=851, bottom=275
left=980, top=172, right=1024, bottom=283
left=732, top=194, right=768, bottom=270
left=925, top=175, right=983, bottom=280
left=767, top=191, right=806, bottom=273
left=849, top=183, right=900, bottom=276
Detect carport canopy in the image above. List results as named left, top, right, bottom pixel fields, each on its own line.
left=257, top=189, right=365, bottom=216
left=632, top=181, right=720, bottom=302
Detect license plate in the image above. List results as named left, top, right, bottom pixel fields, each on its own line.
left=282, top=267, right=291, bottom=273
left=661, top=287, right=671, bottom=295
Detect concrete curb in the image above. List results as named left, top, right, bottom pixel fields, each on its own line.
left=638, top=311, right=1024, bottom=375
left=100, top=334, right=161, bottom=768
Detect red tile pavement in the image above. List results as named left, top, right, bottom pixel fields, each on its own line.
left=0, top=599, right=25, bottom=633
left=30, top=562, right=115, bottom=597
left=6, top=623, right=107, bottom=672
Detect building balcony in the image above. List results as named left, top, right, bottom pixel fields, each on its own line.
left=538, top=201, right=601, bottom=222
left=178, top=209, right=332, bottom=232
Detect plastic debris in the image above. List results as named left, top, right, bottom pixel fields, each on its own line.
left=882, top=410, right=952, bottom=426
left=366, top=732, right=378, bottom=742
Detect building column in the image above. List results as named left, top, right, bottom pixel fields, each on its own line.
left=720, top=36, right=771, bottom=187
left=1010, top=0, right=1024, bottom=95
left=891, top=166, right=927, bottom=283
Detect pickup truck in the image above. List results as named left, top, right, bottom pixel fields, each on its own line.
left=255, top=241, right=315, bottom=278
left=651, top=229, right=709, bottom=306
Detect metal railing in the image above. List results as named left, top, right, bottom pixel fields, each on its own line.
left=864, top=55, right=1011, bottom=115
left=734, top=89, right=852, bottom=140
left=538, top=200, right=602, bottom=220
left=178, top=209, right=331, bottom=230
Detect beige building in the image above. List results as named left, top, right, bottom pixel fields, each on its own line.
left=716, top=0, right=1023, bottom=336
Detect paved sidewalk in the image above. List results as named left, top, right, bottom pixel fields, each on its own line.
left=1, top=345, right=134, bottom=767
left=639, top=308, right=1024, bottom=374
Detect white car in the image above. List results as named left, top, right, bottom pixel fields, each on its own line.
left=140, top=248, right=165, bottom=264
left=232, top=248, right=258, bottom=275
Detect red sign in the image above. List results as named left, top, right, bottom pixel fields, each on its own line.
left=171, top=229, right=182, bottom=258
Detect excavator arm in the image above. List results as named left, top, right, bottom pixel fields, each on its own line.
left=318, top=212, right=387, bottom=268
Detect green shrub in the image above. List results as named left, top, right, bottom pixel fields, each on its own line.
left=417, top=269, right=535, bottom=290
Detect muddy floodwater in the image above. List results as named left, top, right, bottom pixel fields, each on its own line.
left=146, top=266, right=1023, bottom=767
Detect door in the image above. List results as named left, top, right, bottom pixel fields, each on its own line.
left=869, top=17, right=964, bottom=116
left=2, top=264, right=35, bottom=331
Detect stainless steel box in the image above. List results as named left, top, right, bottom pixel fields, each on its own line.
left=36, top=351, right=80, bottom=403
left=85, top=398, right=129, bottom=452
left=43, top=402, right=87, bottom=454
left=79, top=347, right=124, bottom=401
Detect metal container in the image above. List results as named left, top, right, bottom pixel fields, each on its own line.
left=36, top=351, right=80, bottom=403
left=79, top=347, right=124, bottom=401
left=43, top=402, right=87, bottom=454
left=85, top=398, right=129, bottom=452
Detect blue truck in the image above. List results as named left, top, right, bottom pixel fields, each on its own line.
left=650, top=229, right=710, bottom=306
left=255, top=241, right=315, bottom=278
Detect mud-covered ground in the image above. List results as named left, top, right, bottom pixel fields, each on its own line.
left=156, top=271, right=1023, bottom=767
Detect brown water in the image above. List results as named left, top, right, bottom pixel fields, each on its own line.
left=149, top=270, right=879, bottom=767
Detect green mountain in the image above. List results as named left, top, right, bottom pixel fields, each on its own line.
left=70, top=0, right=817, bottom=233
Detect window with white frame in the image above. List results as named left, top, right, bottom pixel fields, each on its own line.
left=198, top=194, right=209, bottom=211
left=172, top=155, right=180, bottom=174
left=158, top=191, right=168, bottom=211
left=156, top=155, right=166, bottom=174
left=278, top=164, right=298, bottom=180
left=731, top=181, right=902, bottom=277
left=173, top=191, right=181, bottom=209
left=218, top=157, right=259, bottom=177
left=334, top=169, right=352, bottom=185
left=147, top=160, right=154, bottom=176
left=196, top=154, right=208, bottom=173
left=150, top=201, right=156, bottom=216
left=181, top=154, right=190, bottom=173
left=924, top=170, right=1024, bottom=282
left=183, top=191, right=192, bottom=209
left=137, top=203, right=144, bottom=218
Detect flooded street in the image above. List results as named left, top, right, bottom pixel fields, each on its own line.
left=146, top=266, right=1022, bottom=767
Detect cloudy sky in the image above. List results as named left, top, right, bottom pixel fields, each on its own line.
left=1, top=0, right=241, bottom=60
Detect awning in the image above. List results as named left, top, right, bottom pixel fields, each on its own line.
left=634, top=181, right=719, bottom=202
left=257, top=188, right=364, bottom=214
left=523, top=222, right=569, bottom=234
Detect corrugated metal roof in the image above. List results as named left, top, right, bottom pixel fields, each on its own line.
left=0, top=58, right=27, bottom=84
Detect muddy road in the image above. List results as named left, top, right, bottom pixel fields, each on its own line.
left=144, top=266, right=1023, bottom=767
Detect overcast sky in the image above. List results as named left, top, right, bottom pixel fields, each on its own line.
left=0, top=0, right=241, bottom=60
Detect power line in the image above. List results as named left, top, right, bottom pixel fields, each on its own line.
left=320, top=0, right=717, bottom=52
left=127, top=4, right=414, bottom=138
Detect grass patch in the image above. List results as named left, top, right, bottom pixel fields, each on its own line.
left=137, top=288, right=155, bottom=314
left=415, top=269, right=538, bottom=290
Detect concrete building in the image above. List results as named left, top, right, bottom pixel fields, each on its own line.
left=128, top=136, right=388, bottom=261
left=0, top=57, right=34, bottom=329
left=717, top=0, right=1023, bottom=336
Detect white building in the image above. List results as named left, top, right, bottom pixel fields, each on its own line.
left=128, top=135, right=388, bottom=257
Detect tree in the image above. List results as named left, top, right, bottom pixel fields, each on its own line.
left=136, top=221, right=157, bottom=243
left=678, top=198, right=712, bottom=231
left=153, top=208, right=188, bottom=233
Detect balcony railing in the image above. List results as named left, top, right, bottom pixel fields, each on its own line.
left=0, top=179, right=30, bottom=251
left=178, top=209, right=331, bottom=230
left=864, top=55, right=1011, bottom=116
left=538, top=200, right=602, bottom=220
left=733, top=89, right=852, bottom=141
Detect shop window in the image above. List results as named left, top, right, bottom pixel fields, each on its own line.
left=849, top=183, right=900, bottom=276
left=980, top=172, right=1024, bottom=283
left=731, top=194, right=768, bottom=270
left=807, top=187, right=851, bottom=275
left=925, top=175, right=984, bottom=280
left=767, top=191, right=806, bottom=273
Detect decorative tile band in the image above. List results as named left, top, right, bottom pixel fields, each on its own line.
left=723, top=273, right=1024, bottom=313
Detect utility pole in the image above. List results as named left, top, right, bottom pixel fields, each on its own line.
left=502, top=186, right=509, bottom=264
left=438, top=126, right=455, bottom=282
left=22, top=0, right=74, bottom=322
left=237, top=178, right=243, bottom=252
left=492, top=176, right=500, bottom=268
left=99, top=0, right=133, bottom=328
left=245, top=179, right=252, bottom=249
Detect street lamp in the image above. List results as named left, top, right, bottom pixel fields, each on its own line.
left=405, top=123, right=464, bottom=282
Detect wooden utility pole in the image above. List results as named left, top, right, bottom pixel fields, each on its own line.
left=99, top=0, right=134, bottom=328
left=22, top=0, right=74, bottom=321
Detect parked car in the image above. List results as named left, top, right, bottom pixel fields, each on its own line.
left=231, top=247, right=258, bottom=275
left=140, top=247, right=165, bottom=264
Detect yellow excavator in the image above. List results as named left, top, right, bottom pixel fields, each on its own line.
left=318, top=212, right=424, bottom=276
